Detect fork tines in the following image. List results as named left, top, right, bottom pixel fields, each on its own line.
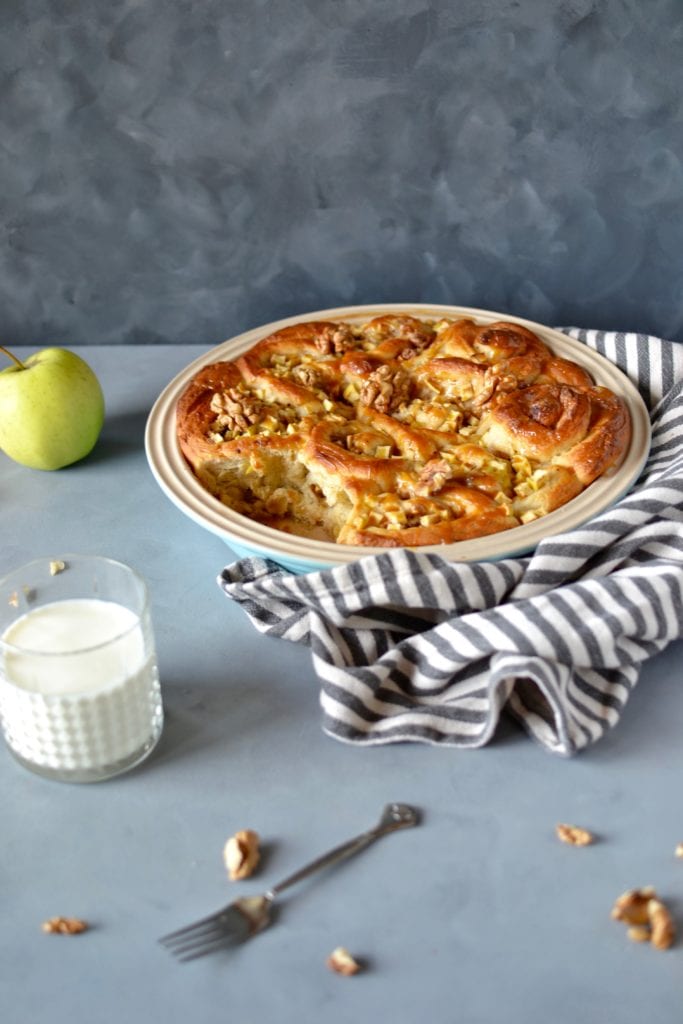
left=160, top=906, right=250, bottom=962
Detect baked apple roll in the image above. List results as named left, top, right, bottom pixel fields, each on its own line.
left=478, top=383, right=631, bottom=484
left=176, top=315, right=631, bottom=547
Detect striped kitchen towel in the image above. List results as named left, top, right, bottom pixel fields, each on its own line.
left=218, top=330, right=683, bottom=755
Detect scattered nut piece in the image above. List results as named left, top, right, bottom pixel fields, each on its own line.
left=675, top=842, right=683, bottom=859
left=223, top=829, right=260, bottom=881
left=326, top=947, right=362, bottom=976
left=49, top=560, right=66, bottom=576
left=555, top=823, right=594, bottom=847
left=648, top=898, right=676, bottom=950
left=612, top=888, right=675, bottom=950
left=42, top=916, right=88, bottom=935
left=611, top=886, right=657, bottom=926
left=8, top=591, right=19, bottom=608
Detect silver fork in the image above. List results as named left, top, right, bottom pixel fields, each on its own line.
left=159, top=802, right=419, bottom=962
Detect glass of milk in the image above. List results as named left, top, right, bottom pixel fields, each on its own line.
left=0, top=555, right=163, bottom=783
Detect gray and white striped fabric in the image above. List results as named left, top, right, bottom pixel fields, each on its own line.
left=219, top=330, right=683, bottom=756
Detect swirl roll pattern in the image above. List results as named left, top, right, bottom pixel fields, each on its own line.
left=176, top=315, right=631, bottom=548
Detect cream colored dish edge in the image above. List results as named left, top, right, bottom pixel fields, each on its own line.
left=144, top=303, right=652, bottom=574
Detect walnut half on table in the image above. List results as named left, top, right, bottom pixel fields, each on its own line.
left=223, top=829, right=261, bottom=881
left=611, top=887, right=676, bottom=951
left=555, top=823, right=595, bottom=846
left=42, top=916, right=88, bottom=935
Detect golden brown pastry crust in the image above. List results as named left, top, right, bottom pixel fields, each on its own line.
left=176, top=315, right=632, bottom=547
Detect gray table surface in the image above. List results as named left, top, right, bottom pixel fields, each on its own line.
left=2, top=345, right=683, bottom=1023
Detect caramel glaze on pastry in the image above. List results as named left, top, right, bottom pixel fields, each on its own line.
left=176, top=315, right=632, bottom=548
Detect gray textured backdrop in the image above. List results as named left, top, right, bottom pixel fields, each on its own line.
left=1, top=0, right=682, bottom=346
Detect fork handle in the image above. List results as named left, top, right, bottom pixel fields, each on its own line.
left=265, top=803, right=418, bottom=900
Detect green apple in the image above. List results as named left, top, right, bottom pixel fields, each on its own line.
left=0, top=346, right=105, bottom=470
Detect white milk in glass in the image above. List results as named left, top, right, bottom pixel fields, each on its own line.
left=0, top=597, right=163, bottom=780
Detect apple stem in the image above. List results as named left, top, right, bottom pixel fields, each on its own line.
left=0, top=345, right=26, bottom=370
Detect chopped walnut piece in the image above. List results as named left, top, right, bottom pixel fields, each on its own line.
left=359, top=364, right=410, bottom=414
left=417, top=458, right=452, bottom=496
left=49, top=560, right=66, bottom=576
left=396, top=346, right=418, bottom=361
left=290, top=364, right=319, bottom=388
left=211, top=388, right=263, bottom=434
left=42, top=916, right=88, bottom=935
left=648, top=898, right=676, bottom=950
left=611, top=886, right=657, bottom=926
left=223, top=829, right=261, bottom=881
left=326, top=946, right=362, bottom=976
left=470, top=367, right=499, bottom=410
left=612, top=888, right=675, bottom=950
left=675, top=842, right=683, bottom=859
left=315, top=324, right=354, bottom=355
left=471, top=367, right=519, bottom=411
left=365, top=316, right=434, bottom=350
left=8, top=591, right=19, bottom=608
left=555, top=823, right=594, bottom=847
